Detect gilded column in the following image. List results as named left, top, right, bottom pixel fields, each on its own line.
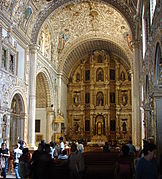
left=132, top=40, right=141, bottom=147
left=28, top=44, right=38, bottom=147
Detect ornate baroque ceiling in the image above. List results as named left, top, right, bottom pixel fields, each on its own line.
left=1, top=0, right=137, bottom=77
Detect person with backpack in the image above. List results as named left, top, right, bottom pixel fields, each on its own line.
left=0, top=143, right=10, bottom=178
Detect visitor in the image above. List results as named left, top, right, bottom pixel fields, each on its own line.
left=103, top=141, right=110, bottom=152
left=115, top=144, right=134, bottom=179
left=59, top=136, right=64, bottom=154
left=13, top=143, right=22, bottom=179
left=58, top=150, right=68, bottom=160
left=135, top=143, right=158, bottom=179
left=19, top=148, right=31, bottom=179
left=0, top=143, right=10, bottom=178
left=68, top=142, right=85, bottom=179
left=127, top=140, right=136, bottom=157
left=77, top=140, right=84, bottom=153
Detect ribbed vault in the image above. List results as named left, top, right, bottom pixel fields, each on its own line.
left=61, top=39, right=131, bottom=77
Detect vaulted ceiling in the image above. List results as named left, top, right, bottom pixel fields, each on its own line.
left=1, top=0, right=137, bottom=77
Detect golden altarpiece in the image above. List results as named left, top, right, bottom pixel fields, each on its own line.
left=67, top=50, right=132, bottom=143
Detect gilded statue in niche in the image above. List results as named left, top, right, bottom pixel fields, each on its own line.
left=97, top=54, right=103, bottom=63
left=74, top=122, right=80, bottom=133
left=96, top=92, right=104, bottom=106
left=122, top=93, right=128, bottom=106
left=120, top=71, right=126, bottom=81
left=76, top=73, right=80, bottom=82
left=73, top=94, right=79, bottom=106
left=96, top=68, right=104, bottom=81
left=122, top=121, right=127, bottom=132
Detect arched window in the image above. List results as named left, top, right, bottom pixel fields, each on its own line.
left=150, top=0, right=156, bottom=24
left=154, top=43, right=162, bottom=85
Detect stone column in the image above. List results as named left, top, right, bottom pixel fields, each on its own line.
left=57, top=74, right=62, bottom=113
left=0, top=24, right=2, bottom=66
left=28, top=44, right=38, bottom=148
left=132, top=41, right=141, bottom=147
left=46, top=107, right=54, bottom=143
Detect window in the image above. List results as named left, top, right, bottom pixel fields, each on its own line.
left=2, top=48, right=7, bottom=69
left=85, top=70, right=90, bottom=81
left=154, top=43, right=162, bottom=84
left=85, top=93, right=90, bottom=104
left=35, top=120, right=40, bottom=132
left=9, top=54, right=14, bottom=73
left=110, top=69, right=115, bottom=80
left=150, top=0, right=156, bottom=24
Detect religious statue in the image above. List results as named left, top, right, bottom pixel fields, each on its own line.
left=122, top=122, right=127, bottom=132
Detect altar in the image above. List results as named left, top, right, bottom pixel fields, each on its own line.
left=87, top=135, right=107, bottom=146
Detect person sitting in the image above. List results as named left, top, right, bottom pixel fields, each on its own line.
left=58, top=150, right=68, bottom=160
left=103, top=142, right=110, bottom=152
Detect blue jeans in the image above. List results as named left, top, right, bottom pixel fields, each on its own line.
left=1, top=158, right=8, bottom=178
left=14, top=163, right=20, bottom=179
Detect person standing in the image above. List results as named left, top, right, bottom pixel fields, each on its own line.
left=0, top=143, right=10, bottom=178
left=59, top=137, right=64, bottom=154
left=13, top=143, right=22, bottom=179
left=135, top=143, right=158, bottom=179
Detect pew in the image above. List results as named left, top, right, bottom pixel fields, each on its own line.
left=83, top=151, right=120, bottom=179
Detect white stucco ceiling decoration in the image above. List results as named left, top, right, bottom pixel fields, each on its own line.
left=46, top=1, right=133, bottom=75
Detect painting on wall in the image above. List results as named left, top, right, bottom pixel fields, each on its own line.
left=36, top=134, right=43, bottom=142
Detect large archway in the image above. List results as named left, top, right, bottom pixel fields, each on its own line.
left=66, top=49, right=132, bottom=143
left=10, top=94, right=25, bottom=149
left=36, top=72, right=52, bottom=144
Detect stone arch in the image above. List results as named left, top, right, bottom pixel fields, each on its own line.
left=9, top=88, right=27, bottom=115
left=31, top=0, right=136, bottom=45
left=154, top=42, right=162, bottom=85
left=60, top=36, right=133, bottom=78
left=10, top=93, right=25, bottom=149
left=36, top=69, right=53, bottom=107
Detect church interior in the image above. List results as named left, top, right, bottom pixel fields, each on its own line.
left=0, top=0, right=162, bottom=170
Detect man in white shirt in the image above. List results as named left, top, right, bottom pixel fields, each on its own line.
left=59, top=136, right=64, bottom=154
left=14, top=143, right=22, bottom=179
